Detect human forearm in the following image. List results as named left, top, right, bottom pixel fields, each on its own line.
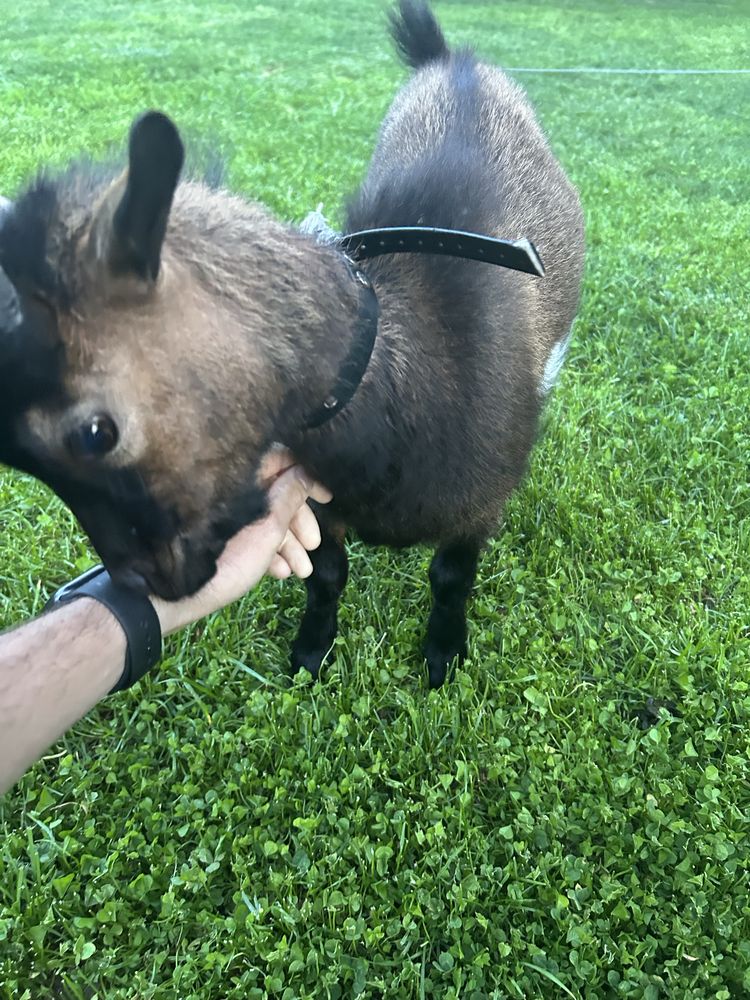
left=0, top=458, right=331, bottom=794
left=0, top=599, right=125, bottom=794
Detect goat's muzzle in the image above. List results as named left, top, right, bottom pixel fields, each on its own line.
left=106, top=534, right=223, bottom=601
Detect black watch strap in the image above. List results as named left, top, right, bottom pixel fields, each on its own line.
left=46, top=565, right=162, bottom=693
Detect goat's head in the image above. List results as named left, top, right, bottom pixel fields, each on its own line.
left=0, top=112, right=307, bottom=599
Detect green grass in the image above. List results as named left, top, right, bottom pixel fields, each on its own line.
left=1, top=0, right=750, bottom=996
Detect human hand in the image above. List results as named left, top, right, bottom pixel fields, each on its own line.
left=150, top=448, right=331, bottom=635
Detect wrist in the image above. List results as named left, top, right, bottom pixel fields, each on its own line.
left=148, top=576, right=226, bottom=636
left=46, top=565, right=162, bottom=692
left=148, top=594, right=183, bottom=636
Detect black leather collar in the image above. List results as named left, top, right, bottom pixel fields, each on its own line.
left=304, top=258, right=379, bottom=429
left=303, top=226, right=544, bottom=430
left=341, top=226, right=544, bottom=277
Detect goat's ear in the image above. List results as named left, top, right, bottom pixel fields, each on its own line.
left=92, top=112, right=185, bottom=282
left=0, top=266, right=22, bottom=334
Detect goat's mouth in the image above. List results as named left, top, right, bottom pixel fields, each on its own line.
left=105, top=537, right=222, bottom=602
left=70, top=484, right=270, bottom=603
left=109, top=555, right=218, bottom=601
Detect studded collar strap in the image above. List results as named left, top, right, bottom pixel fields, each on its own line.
left=339, top=226, right=545, bottom=277
left=302, top=224, right=544, bottom=430
left=303, top=258, right=379, bottom=430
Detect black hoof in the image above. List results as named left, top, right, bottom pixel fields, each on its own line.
left=427, top=660, right=448, bottom=688
left=423, top=638, right=466, bottom=689
left=290, top=641, right=329, bottom=680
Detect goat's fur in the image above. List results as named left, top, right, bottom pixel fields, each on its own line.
left=0, top=2, right=584, bottom=686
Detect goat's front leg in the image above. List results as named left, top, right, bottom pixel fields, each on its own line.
left=291, top=517, right=348, bottom=679
left=424, top=539, right=481, bottom=688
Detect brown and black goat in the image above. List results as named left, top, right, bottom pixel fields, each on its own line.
left=0, top=2, right=584, bottom=687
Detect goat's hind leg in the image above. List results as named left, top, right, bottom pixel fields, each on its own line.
left=424, top=539, right=481, bottom=689
left=291, top=515, right=348, bottom=679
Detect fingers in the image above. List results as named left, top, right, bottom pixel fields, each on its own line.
left=269, top=508, right=319, bottom=581
left=288, top=502, right=322, bottom=552
left=277, top=530, right=314, bottom=579
left=268, top=554, right=292, bottom=580
left=268, top=494, right=322, bottom=581
left=309, top=481, right=333, bottom=504
left=265, top=469, right=311, bottom=537
left=266, top=466, right=330, bottom=537
left=261, top=466, right=330, bottom=580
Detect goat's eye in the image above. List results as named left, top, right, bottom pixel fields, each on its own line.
left=67, top=413, right=119, bottom=459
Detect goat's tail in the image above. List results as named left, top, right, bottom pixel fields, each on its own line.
left=389, top=1, right=450, bottom=69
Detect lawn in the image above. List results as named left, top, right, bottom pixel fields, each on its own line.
left=1, top=0, right=750, bottom=997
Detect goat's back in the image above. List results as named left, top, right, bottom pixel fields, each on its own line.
left=313, top=38, right=584, bottom=547
left=351, top=48, right=584, bottom=372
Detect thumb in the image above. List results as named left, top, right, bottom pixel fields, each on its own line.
left=265, top=466, right=325, bottom=537
left=267, top=464, right=332, bottom=512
